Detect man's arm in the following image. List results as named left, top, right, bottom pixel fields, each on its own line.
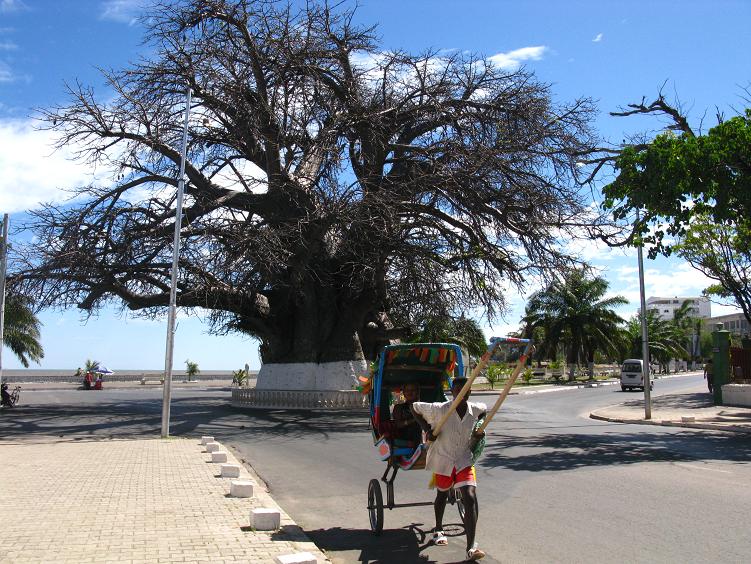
left=410, top=404, right=437, bottom=441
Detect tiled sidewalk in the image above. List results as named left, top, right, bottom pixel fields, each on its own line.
left=0, top=438, right=327, bottom=563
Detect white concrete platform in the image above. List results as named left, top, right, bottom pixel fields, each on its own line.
left=205, top=441, right=220, bottom=453
left=722, top=383, right=751, bottom=407
left=200, top=436, right=214, bottom=445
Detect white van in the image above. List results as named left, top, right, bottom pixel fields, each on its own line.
left=620, top=359, right=653, bottom=392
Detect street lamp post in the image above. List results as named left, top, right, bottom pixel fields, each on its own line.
left=161, top=85, right=192, bottom=438
left=0, top=214, right=8, bottom=389
left=636, top=209, right=652, bottom=419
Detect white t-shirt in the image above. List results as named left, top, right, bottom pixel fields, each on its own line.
left=412, top=400, right=486, bottom=475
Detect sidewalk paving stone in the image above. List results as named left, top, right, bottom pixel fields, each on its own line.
left=0, top=437, right=328, bottom=563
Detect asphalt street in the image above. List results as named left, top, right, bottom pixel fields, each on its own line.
left=2, top=374, right=749, bottom=563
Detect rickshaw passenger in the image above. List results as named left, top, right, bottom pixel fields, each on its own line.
left=392, top=383, right=422, bottom=447
left=411, top=377, right=487, bottom=561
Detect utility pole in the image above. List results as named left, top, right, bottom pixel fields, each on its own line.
left=636, top=209, right=652, bottom=419
left=161, top=86, right=192, bottom=438
left=0, top=214, right=8, bottom=389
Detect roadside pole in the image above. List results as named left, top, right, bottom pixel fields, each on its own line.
left=161, top=86, right=192, bottom=438
left=636, top=209, right=652, bottom=419
left=0, top=214, right=8, bottom=389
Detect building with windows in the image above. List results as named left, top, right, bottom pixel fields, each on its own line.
left=645, top=296, right=711, bottom=321
left=705, top=312, right=750, bottom=337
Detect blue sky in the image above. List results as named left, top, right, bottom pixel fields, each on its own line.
left=0, top=0, right=748, bottom=370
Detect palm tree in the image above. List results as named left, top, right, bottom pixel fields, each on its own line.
left=623, top=310, right=687, bottom=372
left=524, top=269, right=627, bottom=380
left=671, top=300, right=701, bottom=370
left=409, top=316, right=487, bottom=359
left=3, top=293, right=44, bottom=367
left=185, top=359, right=200, bottom=382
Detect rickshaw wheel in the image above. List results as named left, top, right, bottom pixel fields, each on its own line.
left=367, top=479, right=384, bottom=535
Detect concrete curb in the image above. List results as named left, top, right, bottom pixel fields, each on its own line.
left=201, top=439, right=329, bottom=563
left=589, top=410, right=751, bottom=434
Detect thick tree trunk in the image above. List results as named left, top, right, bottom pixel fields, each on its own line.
left=256, top=282, right=371, bottom=365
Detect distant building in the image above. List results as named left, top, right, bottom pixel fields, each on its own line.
left=705, top=312, right=751, bottom=337
left=645, top=296, right=711, bottom=321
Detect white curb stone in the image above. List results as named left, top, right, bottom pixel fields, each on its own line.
left=201, top=436, right=214, bottom=445
left=274, top=552, right=318, bottom=564
left=220, top=464, right=241, bottom=478
left=230, top=480, right=255, bottom=498
left=250, top=508, right=281, bottom=531
left=211, top=451, right=228, bottom=463
left=205, top=441, right=220, bottom=453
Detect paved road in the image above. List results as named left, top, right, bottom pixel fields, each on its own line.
left=2, top=375, right=749, bottom=563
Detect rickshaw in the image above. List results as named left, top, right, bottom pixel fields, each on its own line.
left=364, top=337, right=533, bottom=535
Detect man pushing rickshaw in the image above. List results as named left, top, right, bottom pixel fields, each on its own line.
left=363, top=336, right=533, bottom=561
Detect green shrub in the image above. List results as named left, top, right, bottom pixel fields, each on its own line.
left=232, top=368, right=248, bottom=387
left=522, top=368, right=534, bottom=385
left=485, top=363, right=507, bottom=389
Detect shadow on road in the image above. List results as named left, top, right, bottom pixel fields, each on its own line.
left=306, top=522, right=475, bottom=564
left=480, top=429, right=751, bottom=472
left=0, top=395, right=369, bottom=442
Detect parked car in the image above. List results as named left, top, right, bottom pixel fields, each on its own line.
left=620, top=359, right=653, bottom=392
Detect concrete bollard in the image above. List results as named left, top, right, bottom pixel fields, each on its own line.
left=211, top=451, right=228, bottom=463
left=274, top=552, right=318, bottom=564
left=220, top=464, right=241, bottom=478
left=250, top=508, right=281, bottom=531
left=205, top=442, right=220, bottom=453
left=230, top=480, right=255, bottom=498
left=201, top=436, right=214, bottom=445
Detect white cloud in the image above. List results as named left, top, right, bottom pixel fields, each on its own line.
left=0, top=61, right=13, bottom=82
left=0, top=0, right=28, bottom=13
left=592, top=33, right=603, bottom=43
left=487, top=46, right=547, bottom=70
left=0, top=119, right=101, bottom=213
left=0, top=40, right=17, bottom=50
left=100, top=0, right=150, bottom=25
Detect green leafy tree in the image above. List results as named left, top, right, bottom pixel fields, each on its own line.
left=3, top=293, right=44, bottom=367
left=602, top=95, right=751, bottom=325
left=524, top=270, right=627, bottom=380
left=675, top=216, right=751, bottom=325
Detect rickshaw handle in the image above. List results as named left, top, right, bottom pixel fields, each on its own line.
left=475, top=341, right=535, bottom=435
left=432, top=337, right=527, bottom=438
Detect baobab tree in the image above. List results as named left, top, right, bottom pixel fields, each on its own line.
left=13, top=0, right=609, bottom=380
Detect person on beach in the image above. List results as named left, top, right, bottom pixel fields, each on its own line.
left=411, top=377, right=487, bottom=561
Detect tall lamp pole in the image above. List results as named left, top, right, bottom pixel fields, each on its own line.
left=0, top=214, right=9, bottom=389
left=161, top=85, right=192, bottom=438
left=636, top=209, right=652, bottom=419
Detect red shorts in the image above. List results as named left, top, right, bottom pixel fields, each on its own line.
left=434, top=466, right=476, bottom=491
